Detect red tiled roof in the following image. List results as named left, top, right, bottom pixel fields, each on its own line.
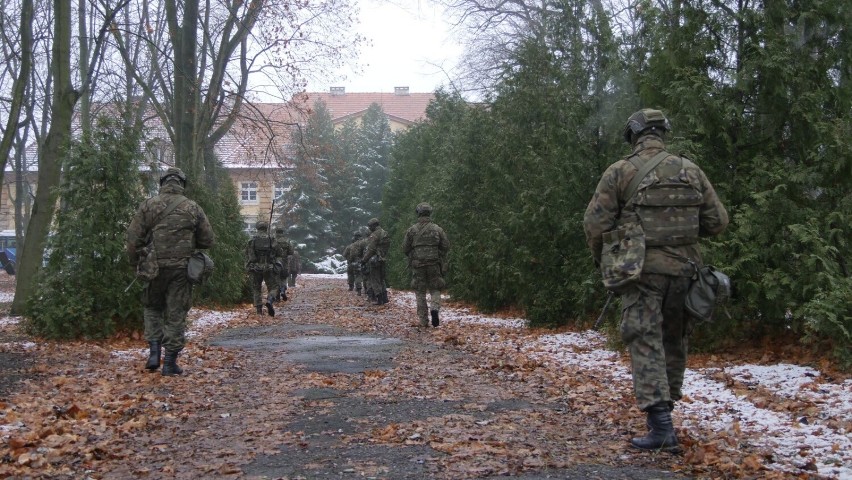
left=291, top=90, right=434, bottom=125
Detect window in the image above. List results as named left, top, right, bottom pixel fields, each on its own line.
left=240, top=182, right=258, bottom=204
left=274, top=182, right=286, bottom=200
left=243, top=218, right=256, bottom=234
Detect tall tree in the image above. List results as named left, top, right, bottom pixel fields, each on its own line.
left=10, top=0, right=128, bottom=315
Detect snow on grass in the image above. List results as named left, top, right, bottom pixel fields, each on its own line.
left=0, top=316, right=20, bottom=327
left=0, top=292, right=14, bottom=303
left=393, top=289, right=850, bottom=479
left=392, top=290, right=527, bottom=329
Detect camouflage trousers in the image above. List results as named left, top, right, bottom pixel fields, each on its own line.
left=346, top=263, right=356, bottom=286
left=249, top=267, right=279, bottom=307
left=367, top=259, right=386, bottom=297
left=412, top=265, right=444, bottom=326
left=620, top=272, right=692, bottom=411
left=142, top=267, right=193, bottom=354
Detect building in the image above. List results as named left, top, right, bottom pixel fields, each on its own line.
left=0, top=88, right=434, bottom=235
left=229, top=87, right=434, bottom=231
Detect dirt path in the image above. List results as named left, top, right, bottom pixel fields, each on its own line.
left=0, top=275, right=809, bottom=479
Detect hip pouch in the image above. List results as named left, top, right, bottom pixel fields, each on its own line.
left=599, top=214, right=645, bottom=294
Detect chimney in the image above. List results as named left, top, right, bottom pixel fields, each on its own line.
left=330, top=86, right=345, bottom=96
left=394, top=86, right=410, bottom=96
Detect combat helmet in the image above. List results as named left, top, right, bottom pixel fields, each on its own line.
left=367, top=218, right=380, bottom=231
left=622, top=109, right=671, bottom=144
left=256, top=220, right=269, bottom=231
left=159, top=167, right=187, bottom=186
left=275, top=226, right=285, bottom=234
left=415, top=202, right=432, bottom=217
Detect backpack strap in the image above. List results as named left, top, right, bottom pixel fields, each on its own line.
left=154, top=197, right=188, bottom=229
left=624, top=151, right=670, bottom=203
left=146, top=197, right=187, bottom=243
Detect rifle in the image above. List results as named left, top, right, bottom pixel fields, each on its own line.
left=593, top=291, right=615, bottom=330
left=268, top=198, right=275, bottom=229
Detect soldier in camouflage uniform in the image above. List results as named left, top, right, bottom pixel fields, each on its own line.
left=287, top=249, right=300, bottom=287
left=343, top=232, right=361, bottom=291
left=583, top=109, right=728, bottom=451
left=126, top=167, right=216, bottom=376
left=274, top=226, right=294, bottom=301
left=361, top=218, right=391, bottom=305
left=352, top=228, right=369, bottom=295
left=403, top=203, right=450, bottom=328
left=246, top=221, right=285, bottom=317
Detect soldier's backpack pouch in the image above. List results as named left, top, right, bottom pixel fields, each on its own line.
left=136, top=243, right=159, bottom=281
left=187, top=251, right=215, bottom=285
left=685, top=265, right=731, bottom=322
left=599, top=215, right=645, bottom=294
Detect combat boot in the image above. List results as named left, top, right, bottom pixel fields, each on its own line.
left=161, top=352, right=183, bottom=376
left=381, top=291, right=389, bottom=305
left=631, top=403, right=678, bottom=451
left=356, top=287, right=362, bottom=296
left=256, top=305, right=263, bottom=315
left=431, top=310, right=440, bottom=327
left=348, top=283, right=354, bottom=291
left=145, top=341, right=161, bottom=371
left=266, top=297, right=275, bottom=317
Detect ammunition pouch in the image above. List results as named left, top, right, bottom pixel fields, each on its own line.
left=599, top=214, right=645, bottom=294
left=137, top=244, right=159, bottom=281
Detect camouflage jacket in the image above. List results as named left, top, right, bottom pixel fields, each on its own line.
left=403, top=217, right=450, bottom=268
left=245, top=233, right=285, bottom=270
left=362, top=227, right=390, bottom=263
left=583, top=135, right=729, bottom=276
left=287, top=252, right=300, bottom=273
left=126, top=182, right=215, bottom=268
left=275, top=234, right=295, bottom=262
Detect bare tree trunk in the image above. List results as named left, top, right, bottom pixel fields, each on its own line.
left=78, top=0, right=91, bottom=133
left=11, top=0, right=78, bottom=315
left=0, top=0, right=33, bottom=191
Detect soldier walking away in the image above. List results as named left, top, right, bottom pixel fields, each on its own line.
left=403, top=203, right=450, bottom=328
left=583, top=109, right=728, bottom=451
left=126, top=167, right=216, bottom=376
left=287, top=249, right=300, bottom=287
left=246, top=221, right=285, bottom=316
left=343, top=232, right=360, bottom=291
left=274, top=226, right=294, bottom=300
left=361, top=218, right=391, bottom=305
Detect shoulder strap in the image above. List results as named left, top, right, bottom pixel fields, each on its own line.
left=624, top=151, right=670, bottom=203
left=152, top=197, right=188, bottom=230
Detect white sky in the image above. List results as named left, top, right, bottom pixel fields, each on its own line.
left=306, top=0, right=464, bottom=94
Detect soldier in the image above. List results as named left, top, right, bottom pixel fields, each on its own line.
left=274, top=226, right=294, bottom=300
left=246, top=221, right=285, bottom=316
left=403, top=203, right=450, bottom=328
left=343, top=232, right=361, bottom=291
left=287, top=249, right=300, bottom=287
left=361, top=218, right=390, bottom=305
left=126, top=167, right=215, bottom=376
left=583, top=109, right=728, bottom=451
left=353, top=228, right=369, bottom=295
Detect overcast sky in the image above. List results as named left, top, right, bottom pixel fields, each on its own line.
left=306, top=0, right=464, bottom=94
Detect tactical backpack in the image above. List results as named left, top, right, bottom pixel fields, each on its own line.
left=409, top=222, right=443, bottom=268
left=251, top=235, right=274, bottom=267
left=187, top=251, right=214, bottom=285
left=137, top=197, right=187, bottom=281
left=628, top=155, right=703, bottom=247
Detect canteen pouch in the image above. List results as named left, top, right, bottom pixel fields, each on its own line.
left=599, top=216, right=646, bottom=294
left=187, top=251, right=215, bottom=285
left=685, top=265, right=731, bottom=322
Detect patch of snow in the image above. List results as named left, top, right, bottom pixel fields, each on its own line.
left=0, top=293, right=14, bottom=303
left=0, top=316, right=21, bottom=327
